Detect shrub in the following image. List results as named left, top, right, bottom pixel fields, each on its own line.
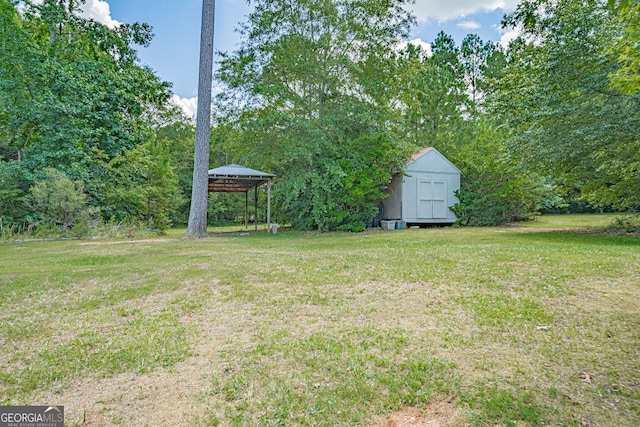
left=602, top=213, right=640, bottom=234
left=26, top=168, right=88, bottom=232
left=274, top=133, right=403, bottom=232
left=444, top=120, right=544, bottom=226
left=0, top=162, right=32, bottom=226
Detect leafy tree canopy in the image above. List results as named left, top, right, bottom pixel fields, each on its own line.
left=216, top=0, right=416, bottom=231
left=493, top=0, right=640, bottom=210
left=0, top=0, right=188, bottom=231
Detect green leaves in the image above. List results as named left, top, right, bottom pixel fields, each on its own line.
left=216, top=0, right=414, bottom=231
left=445, top=120, right=545, bottom=226
left=26, top=168, right=87, bottom=231
left=608, top=1, right=640, bottom=94
left=460, top=33, right=497, bottom=110
left=491, top=0, right=640, bottom=211
left=0, top=0, right=182, bottom=232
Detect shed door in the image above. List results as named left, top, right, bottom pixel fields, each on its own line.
left=417, top=180, right=447, bottom=219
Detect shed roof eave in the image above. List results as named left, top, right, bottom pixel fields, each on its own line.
left=406, top=147, right=461, bottom=174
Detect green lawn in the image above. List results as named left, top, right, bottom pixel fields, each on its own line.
left=1, top=214, right=638, bottom=426
left=510, top=213, right=622, bottom=229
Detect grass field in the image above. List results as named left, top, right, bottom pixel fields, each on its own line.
left=1, top=214, right=638, bottom=426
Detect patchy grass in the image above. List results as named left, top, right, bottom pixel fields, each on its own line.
left=0, top=214, right=638, bottom=426
left=513, top=213, right=622, bottom=230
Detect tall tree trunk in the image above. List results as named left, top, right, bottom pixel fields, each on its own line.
left=186, top=0, right=215, bottom=237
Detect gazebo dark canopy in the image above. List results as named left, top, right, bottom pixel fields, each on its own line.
left=207, top=164, right=275, bottom=192
left=207, top=164, right=275, bottom=231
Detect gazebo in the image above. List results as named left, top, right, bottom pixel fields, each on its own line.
left=207, top=164, right=276, bottom=232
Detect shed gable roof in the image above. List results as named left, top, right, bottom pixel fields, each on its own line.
left=406, top=147, right=461, bottom=174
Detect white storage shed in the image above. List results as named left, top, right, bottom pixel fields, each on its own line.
left=381, top=147, right=461, bottom=225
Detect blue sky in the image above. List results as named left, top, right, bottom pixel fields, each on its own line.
left=79, top=0, right=522, bottom=115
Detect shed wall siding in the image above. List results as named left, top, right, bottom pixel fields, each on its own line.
left=383, top=174, right=403, bottom=220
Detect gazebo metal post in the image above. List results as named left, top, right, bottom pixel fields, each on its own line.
left=254, top=186, right=258, bottom=231
left=267, top=180, right=271, bottom=233
left=245, top=191, right=249, bottom=229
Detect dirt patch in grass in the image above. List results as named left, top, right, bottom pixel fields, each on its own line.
left=35, top=364, right=210, bottom=426
left=33, top=311, right=226, bottom=425
left=30, top=280, right=455, bottom=426
left=369, top=401, right=459, bottom=427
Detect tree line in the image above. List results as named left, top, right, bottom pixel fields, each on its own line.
left=1, top=0, right=638, bottom=236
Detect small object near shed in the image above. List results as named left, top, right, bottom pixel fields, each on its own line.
left=381, top=147, right=460, bottom=225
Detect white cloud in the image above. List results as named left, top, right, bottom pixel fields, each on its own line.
left=76, top=0, right=121, bottom=29
left=409, top=38, right=433, bottom=56
left=397, top=38, right=433, bottom=57
left=457, top=20, right=482, bottom=30
left=409, top=0, right=520, bottom=22
left=497, top=24, right=521, bottom=48
left=22, top=0, right=120, bottom=28
left=171, top=84, right=227, bottom=119
left=171, top=95, right=198, bottom=119
left=495, top=23, right=542, bottom=48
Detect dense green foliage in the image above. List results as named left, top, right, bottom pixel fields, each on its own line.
left=213, top=1, right=549, bottom=230
left=27, top=168, right=88, bottom=232
left=446, top=122, right=546, bottom=226
left=608, top=0, right=640, bottom=94
left=394, top=32, right=466, bottom=148
left=495, top=0, right=640, bottom=211
left=1, top=0, right=636, bottom=235
left=0, top=0, right=193, bottom=234
left=215, top=0, right=417, bottom=231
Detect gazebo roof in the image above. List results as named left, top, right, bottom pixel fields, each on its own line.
left=207, top=164, right=275, bottom=192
